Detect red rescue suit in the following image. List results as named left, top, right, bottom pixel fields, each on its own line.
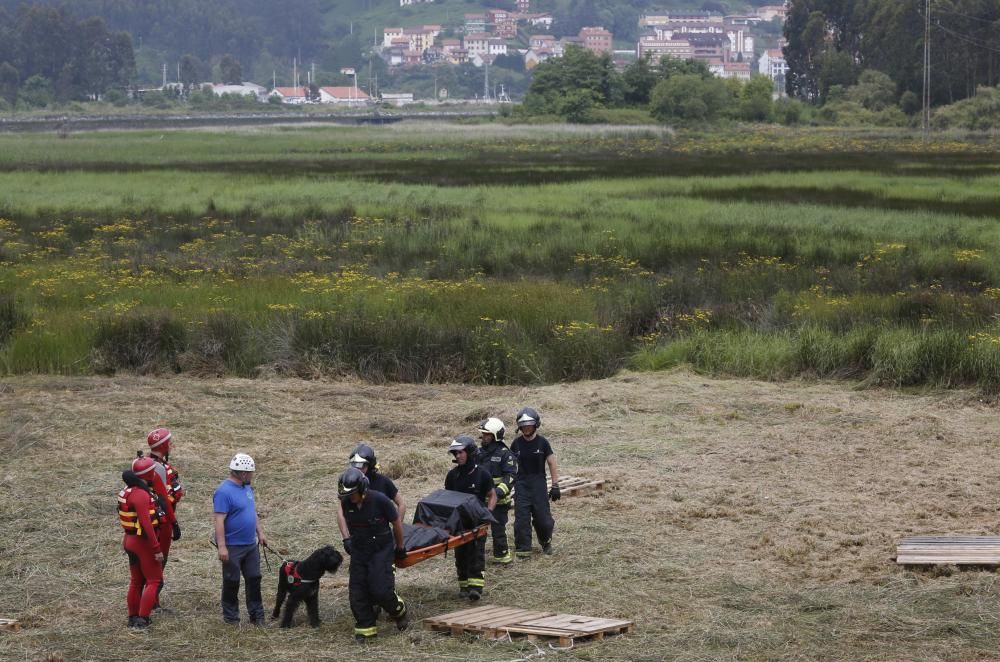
left=119, top=483, right=164, bottom=619
left=148, top=455, right=183, bottom=557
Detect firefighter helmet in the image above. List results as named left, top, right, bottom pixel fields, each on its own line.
left=477, top=417, right=505, bottom=443
left=338, top=467, right=369, bottom=499
left=348, top=443, right=376, bottom=470
left=131, top=456, right=157, bottom=477
left=229, top=453, right=256, bottom=472
left=146, top=427, right=172, bottom=451
left=449, top=435, right=478, bottom=456
left=516, top=407, right=541, bottom=430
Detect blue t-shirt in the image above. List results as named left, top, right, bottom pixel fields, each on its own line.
left=213, top=479, right=258, bottom=546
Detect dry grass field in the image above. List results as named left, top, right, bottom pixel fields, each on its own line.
left=3, top=369, right=1000, bottom=661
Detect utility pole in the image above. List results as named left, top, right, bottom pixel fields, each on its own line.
left=161, top=63, right=167, bottom=88
left=922, top=0, right=931, bottom=141
left=483, top=59, right=489, bottom=103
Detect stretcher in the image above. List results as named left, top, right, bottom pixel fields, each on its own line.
left=397, top=524, right=489, bottom=569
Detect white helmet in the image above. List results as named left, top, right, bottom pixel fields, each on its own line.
left=229, top=453, right=256, bottom=472
left=478, top=417, right=505, bottom=443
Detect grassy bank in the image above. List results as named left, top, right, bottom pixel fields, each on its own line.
left=4, top=373, right=1000, bottom=660
left=5, top=124, right=1000, bottom=386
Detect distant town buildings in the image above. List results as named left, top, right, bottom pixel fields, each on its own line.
left=371, top=2, right=789, bottom=92
left=579, top=26, right=613, bottom=55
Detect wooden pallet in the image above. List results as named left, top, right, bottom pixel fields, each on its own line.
left=896, top=536, right=1000, bottom=565
left=424, top=606, right=633, bottom=646
left=0, top=618, right=20, bottom=632
left=547, top=475, right=607, bottom=497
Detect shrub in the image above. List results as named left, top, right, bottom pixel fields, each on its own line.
left=547, top=322, right=632, bottom=380
left=178, top=312, right=259, bottom=377
left=90, top=310, right=186, bottom=374
left=0, top=293, right=29, bottom=345
left=290, top=313, right=468, bottom=382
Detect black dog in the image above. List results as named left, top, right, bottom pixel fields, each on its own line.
left=272, top=545, right=343, bottom=628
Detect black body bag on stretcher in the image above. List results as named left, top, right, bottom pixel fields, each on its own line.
left=412, top=489, right=496, bottom=534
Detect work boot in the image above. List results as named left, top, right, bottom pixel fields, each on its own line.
left=153, top=605, right=176, bottom=615
left=458, top=588, right=470, bottom=599
left=129, top=616, right=151, bottom=629
left=468, top=590, right=482, bottom=602
left=354, top=634, right=373, bottom=644
left=541, top=541, right=553, bottom=556
left=493, top=552, right=513, bottom=564
left=127, top=616, right=138, bottom=628
left=395, top=612, right=410, bottom=632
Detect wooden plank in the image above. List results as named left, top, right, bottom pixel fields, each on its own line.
left=545, top=475, right=608, bottom=497
left=423, top=606, right=633, bottom=645
left=397, top=525, right=488, bottom=568
left=0, top=619, right=20, bottom=632
left=896, top=535, right=1000, bottom=565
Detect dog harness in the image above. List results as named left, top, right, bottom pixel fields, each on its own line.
left=280, top=560, right=316, bottom=588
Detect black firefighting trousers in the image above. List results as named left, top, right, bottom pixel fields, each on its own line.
left=513, top=474, right=554, bottom=554
left=349, top=533, right=405, bottom=637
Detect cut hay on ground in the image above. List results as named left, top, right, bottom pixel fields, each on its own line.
left=2, top=370, right=1000, bottom=660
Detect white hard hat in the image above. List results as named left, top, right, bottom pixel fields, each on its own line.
left=229, top=453, right=256, bottom=472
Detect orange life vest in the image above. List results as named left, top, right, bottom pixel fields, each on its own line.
left=118, top=486, right=161, bottom=537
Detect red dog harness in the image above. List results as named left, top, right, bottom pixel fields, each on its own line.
left=281, top=560, right=316, bottom=588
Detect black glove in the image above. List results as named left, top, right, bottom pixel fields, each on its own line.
left=549, top=485, right=561, bottom=502
left=172, top=522, right=182, bottom=541
left=343, top=538, right=353, bottom=556
left=394, top=547, right=407, bottom=560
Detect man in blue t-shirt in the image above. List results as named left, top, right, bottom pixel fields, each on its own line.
left=212, top=453, right=268, bottom=625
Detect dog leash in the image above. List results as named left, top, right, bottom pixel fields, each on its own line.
left=261, top=541, right=287, bottom=572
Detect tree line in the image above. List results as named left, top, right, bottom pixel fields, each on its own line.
left=784, top=0, right=1000, bottom=106
left=521, top=46, right=789, bottom=124
left=0, top=0, right=325, bottom=71
left=0, top=4, right=134, bottom=108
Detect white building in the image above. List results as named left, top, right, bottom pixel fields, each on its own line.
left=210, top=83, right=267, bottom=98
left=318, top=86, right=371, bottom=106
left=758, top=48, right=788, bottom=96
left=268, top=86, right=310, bottom=104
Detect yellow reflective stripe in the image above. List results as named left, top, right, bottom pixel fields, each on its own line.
left=467, top=578, right=485, bottom=587
left=354, top=627, right=377, bottom=636
left=458, top=580, right=468, bottom=588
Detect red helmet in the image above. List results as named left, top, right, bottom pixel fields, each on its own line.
left=132, top=456, right=167, bottom=494
left=147, top=428, right=172, bottom=452
left=131, top=456, right=157, bottom=478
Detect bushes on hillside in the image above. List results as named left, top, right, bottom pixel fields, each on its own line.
left=91, top=311, right=186, bottom=375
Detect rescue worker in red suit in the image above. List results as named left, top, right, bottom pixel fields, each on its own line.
left=144, top=427, right=184, bottom=611
left=119, top=457, right=166, bottom=629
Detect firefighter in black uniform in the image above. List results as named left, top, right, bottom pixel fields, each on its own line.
left=510, top=407, right=560, bottom=558
left=445, top=435, right=496, bottom=600
left=476, top=417, right=517, bottom=564
left=335, top=467, right=409, bottom=643
left=347, top=443, right=406, bottom=521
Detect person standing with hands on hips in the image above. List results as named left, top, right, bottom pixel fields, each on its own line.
left=510, top=407, right=560, bottom=558
left=213, top=453, right=267, bottom=626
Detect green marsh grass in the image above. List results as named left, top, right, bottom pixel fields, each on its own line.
left=6, top=125, right=1000, bottom=386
